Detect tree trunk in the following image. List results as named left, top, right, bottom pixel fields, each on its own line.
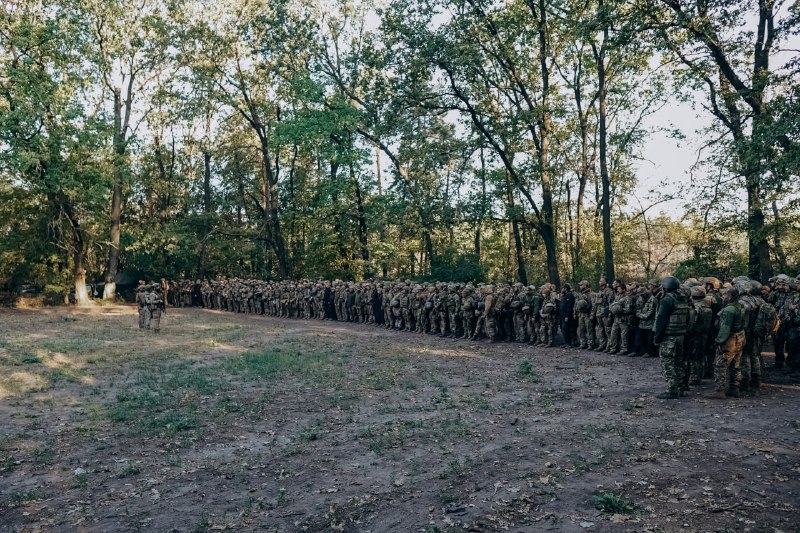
left=203, top=151, right=212, bottom=213
left=595, top=28, right=615, bottom=282
left=48, top=189, right=90, bottom=306
left=102, top=181, right=122, bottom=299
left=505, top=171, right=527, bottom=285
left=259, top=140, right=289, bottom=278
left=771, top=199, right=787, bottom=271
left=537, top=0, right=560, bottom=288
left=746, top=180, right=773, bottom=281
left=351, top=163, right=370, bottom=267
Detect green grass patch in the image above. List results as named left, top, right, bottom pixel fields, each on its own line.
left=593, top=491, right=638, bottom=514
left=516, top=359, right=542, bottom=383
left=117, top=462, right=141, bottom=478
left=9, top=490, right=38, bottom=505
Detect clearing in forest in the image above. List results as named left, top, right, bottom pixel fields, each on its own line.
left=0, top=306, right=798, bottom=532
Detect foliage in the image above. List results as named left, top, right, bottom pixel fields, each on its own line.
left=0, top=0, right=798, bottom=299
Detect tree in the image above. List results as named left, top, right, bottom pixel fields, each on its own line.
left=655, top=0, right=798, bottom=281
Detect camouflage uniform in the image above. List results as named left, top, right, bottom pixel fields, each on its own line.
left=607, top=288, right=633, bottom=354
left=686, top=289, right=713, bottom=386
left=711, top=291, right=746, bottom=397
left=653, top=283, right=690, bottom=398
left=575, top=283, right=594, bottom=349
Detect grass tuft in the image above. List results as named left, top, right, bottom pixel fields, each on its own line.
left=593, top=491, right=638, bottom=514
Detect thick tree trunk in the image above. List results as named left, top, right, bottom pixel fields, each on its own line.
left=746, top=180, right=773, bottom=281
left=48, top=189, right=90, bottom=306
left=259, top=141, right=289, bottom=278
left=103, top=88, right=127, bottom=300
left=537, top=0, right=561, bottom=288
left=102, top=181, right=122, bottom=299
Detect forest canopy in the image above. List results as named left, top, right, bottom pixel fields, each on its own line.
left=1, top=0, right=798, bottom=302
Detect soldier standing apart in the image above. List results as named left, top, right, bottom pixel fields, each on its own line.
left=653, top=276, right=690, bottom=399
left=708, top=287, right=746, bottom=398
left=147, top=284, right=165, bottom=333
left=135, top=281, right=149, bottom=329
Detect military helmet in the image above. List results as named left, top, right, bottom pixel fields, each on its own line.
left=721, top=286, right=739, bottom=299
left=661, top=276, right=680, bottom=291
left=703, top=277, right=722, bottom=290
left=690, top=286, right=706, bottom=299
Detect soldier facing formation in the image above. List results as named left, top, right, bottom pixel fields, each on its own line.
left=135, top=281, right=165, bottom=332
left=154, top=274, right=799, bottom=398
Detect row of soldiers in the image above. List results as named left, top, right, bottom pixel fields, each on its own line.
left=161, top=274, right=800, bottom=395
left=134, top=282, right=165, bottom=332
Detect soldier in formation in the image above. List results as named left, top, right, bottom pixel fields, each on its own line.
left=157, top=273, right=798, bottom=396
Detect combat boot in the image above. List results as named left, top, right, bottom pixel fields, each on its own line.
left=656, top=391, right=680, bottom=399
left=726, top=387, right=740, bottom=398
left=706, top=389, right=726, bottom=399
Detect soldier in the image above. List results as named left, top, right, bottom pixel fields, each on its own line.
left=633, top=281, right=657, bottom=357
left=447, top=284, right=461, bottom=339
left=653, top=276, right=690, bottom=399
left=735, top=277, right=760, bottom=395
left=529, top=285, right=542, bottom=345
left=461, top=286, right=476, bottom=339
left=785, top=278, right=800, bottom=372
left=560, top=284, right=576, bottom=347
left=773, top=275, right=791, bottom=369
left=135, top=282, right=149, bottom=329
left=538, top=285, right=557, bottom=347
left=686, top=285, right=713, bottom=386
left=473, top=285, right=492, bottom=341
left=511, top=284, right=531, bottom=342
left=708, top=287, right=746, bottom=398
left=591, top=278, right=611, bottom=351
left=607, top=283, right=633, bottom=355
left=144, top=283, right=165, bottom=333
left=575, top=281, right=593, bottom=350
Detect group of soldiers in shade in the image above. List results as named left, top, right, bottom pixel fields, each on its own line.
left=155, top=274, right=800, bottom=399
left=135, top=282, right=165, bottom=332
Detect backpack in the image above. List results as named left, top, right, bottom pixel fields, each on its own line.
left=754, top=302, right=779, bottom=337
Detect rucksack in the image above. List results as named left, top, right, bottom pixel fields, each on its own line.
left=754, top=302, right=779, bottom=337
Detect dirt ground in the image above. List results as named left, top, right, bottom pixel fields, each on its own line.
left=0, top=306, right=798, bottom=533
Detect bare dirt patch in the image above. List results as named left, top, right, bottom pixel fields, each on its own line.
left=0, top=306, right=798, bottom=532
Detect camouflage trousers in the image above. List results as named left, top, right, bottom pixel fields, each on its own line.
left=658, top=334, right=686, bottom=395
left=594, top=316, right=609, bottom=349
left=448, top=311, right=460, bottom=337
left=513, top=312, right=527, bottom=342
left=741, top=334, right=764, bottom=388
left=149, top=307, right=162, bottom=332
left=485, top=315, right=497, bottom=340
left=538, top=316, right=555, bottom=345
left=608, top=317, right=631, bottom=353
left=472, top=315, right=486, bottom=339
left=461, top=312, right=475, bottom=338
left=402, top=308, right=413, bottom=331
left=577, top=314, right=594, bottom=348
left=414, top=309, right=425, bottom=333
left=527, top=318, right=539, bottom=344
left=138, top=305, right=150, bottom=329
left=714, top=331, right=745, bottom=393
left=684, top=334, right=708, bottom=385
